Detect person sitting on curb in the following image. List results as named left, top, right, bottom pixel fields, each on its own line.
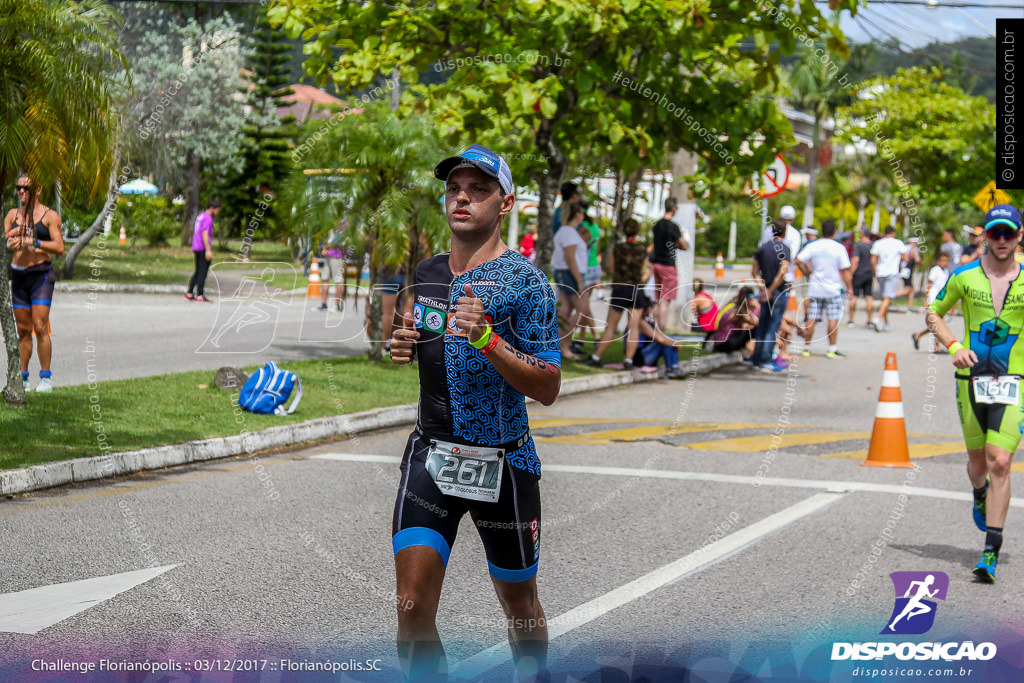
left=690, top=277, right=720, bottom=334
left=631, top=293, right=687, bottom=378
left=712, top=286, right=759, bottom=356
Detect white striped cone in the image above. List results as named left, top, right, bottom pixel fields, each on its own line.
left=863, top=352, right=913, bottom=468
left=306, top=259, right=322, bottom=298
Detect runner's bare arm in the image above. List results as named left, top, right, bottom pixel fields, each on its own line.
left=926, top=309, right=977, bottom=369
left=795, top=257, right=811, bottom=277
left=454, top=284, right=559, bottom=405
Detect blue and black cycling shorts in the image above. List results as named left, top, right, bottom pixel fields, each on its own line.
left=10, top=262, right=56, bottom=309
left=392, top=432, right=542, bottom=583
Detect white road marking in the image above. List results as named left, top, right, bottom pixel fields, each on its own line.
left=450, top=493, right=844, bottom=679
left=310, top=454, right=1024, bottom=508
left=0, top=565, right=178, bottom=634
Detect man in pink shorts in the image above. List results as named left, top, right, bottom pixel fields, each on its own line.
left=649, top=197, right=689, bottom=329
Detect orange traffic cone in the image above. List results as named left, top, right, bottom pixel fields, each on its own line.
left=715, top=253, right=725, bottom=279
left=786, top=268, right=803, bottom=312
left=306, top=259, right=322, bottom=298
left=862, top=352, right=913, bottom=468
left=118, top=224, right=126, bottom=245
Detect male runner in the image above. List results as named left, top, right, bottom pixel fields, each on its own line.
left=390, top=143, right=561, bottom=680
left=927, top=204, right=1024, bottom=583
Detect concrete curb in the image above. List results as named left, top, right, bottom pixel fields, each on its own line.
left=0, top=352, right=742, bottom=497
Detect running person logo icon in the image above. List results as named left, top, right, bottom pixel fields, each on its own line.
left=881, top=571, right=949, bottom=635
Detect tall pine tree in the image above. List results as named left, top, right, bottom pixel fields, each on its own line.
left=220, top=12, right=296, bottom=255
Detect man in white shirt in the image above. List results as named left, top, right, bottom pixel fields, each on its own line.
left=869, top=226, right=907, bottom=331
left=795, top=220, right=852, bottom=358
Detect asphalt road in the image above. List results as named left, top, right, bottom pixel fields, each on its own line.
left=2, top=319, right=1022, bottom=682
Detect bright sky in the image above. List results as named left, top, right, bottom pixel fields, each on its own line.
left=839, top=1, right=1023, bottom=48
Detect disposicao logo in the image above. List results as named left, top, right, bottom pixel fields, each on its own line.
left=831, top=571, right=997, bottom=663
left=882, top=571, right=947, bottom=635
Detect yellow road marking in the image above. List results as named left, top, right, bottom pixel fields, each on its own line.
left=684, top=431, right=871, bottom=452
left=822, top=442, right=965, bottom=461
left=537, top=423, right=773, bottom=445
left=528, top=417, right=665, bottom=428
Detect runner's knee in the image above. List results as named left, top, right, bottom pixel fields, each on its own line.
left=986, top=449, right=1013, bottom=478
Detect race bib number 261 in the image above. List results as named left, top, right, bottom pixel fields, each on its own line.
left=425, top=440, right=503, bottom=503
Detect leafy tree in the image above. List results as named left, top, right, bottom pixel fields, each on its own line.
left=784, top=43, right=863, bottom=229
left=286, top=105, right=450, bottom=361
left=125, top=15, right=249, bottom=245
left=0, top=0, right=126, bottom=406
left=218, top=12, right=297, bottom=255
left=270, top=0, right=859, bottom=273
left=836, top=67, right=996, bottom=227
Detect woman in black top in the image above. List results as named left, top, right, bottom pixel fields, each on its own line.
left=4, top=175, right=64, bottom=392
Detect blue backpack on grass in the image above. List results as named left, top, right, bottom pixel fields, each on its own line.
left=238, top=361, right=303, bottom=415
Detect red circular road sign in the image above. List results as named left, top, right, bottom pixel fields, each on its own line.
left=754, top=154, right=790, bottom=198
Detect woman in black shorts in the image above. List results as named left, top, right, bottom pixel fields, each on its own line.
left=585, top=218, right=648, bottom=368
left=4, top=175, right=64, bottom=392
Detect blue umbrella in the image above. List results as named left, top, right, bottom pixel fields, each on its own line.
left=119, top=178, right=158, bottom=195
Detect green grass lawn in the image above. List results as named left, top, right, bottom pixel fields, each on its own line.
left=1, top=345, right=675, bottom=470
left=56, top=240, right=296, bottom=284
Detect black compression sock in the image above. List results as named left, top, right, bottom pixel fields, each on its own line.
left=984, top=527, right=1003, bottom=557
left=974, top=481, right=989, bottom=501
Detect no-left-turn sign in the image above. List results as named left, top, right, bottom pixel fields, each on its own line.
left=752, top=154, right=790, bottom=198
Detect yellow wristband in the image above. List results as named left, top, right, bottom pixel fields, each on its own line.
left=948, top=342, right=964, bottom=355
left=468, top=324, right=492, bottom=349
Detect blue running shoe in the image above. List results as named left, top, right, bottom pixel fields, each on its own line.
left=973, top=551, right=997, bottom=583
left=973, top=478, right=989, bottom=532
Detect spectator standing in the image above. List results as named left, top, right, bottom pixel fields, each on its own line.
left=186, top=199, right=220, bottom=303
left=940, top=228, right=963, bottom=268
left=847, top=230, right=876, bottom=327
left=319, top=219, right=351, bottom=312
left=551, top=182, right=580, bottom=236
left=870, top=226, right=907, bottom=331
left=650, top=197, right=689, bottom=330
left=912, top=251, right=951, bottom=350
left=760, top=205, right=802, bottom=285
left=586, top=218, right=647, bottom=368
left=572, top=210, right=602, bottom=352
left=5, top=174, right=64, bottom=392
left=961, top=227, right=985, bottom=264
left=896, top=236, right=923, bottom=312
left=795, top=219, right=852, bottom=358
left=749, top=218, right=791, bottom=372
left=552, top=201, right=588, bottom=360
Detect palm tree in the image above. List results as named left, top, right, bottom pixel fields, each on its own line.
left=785, top=44, right=863, bottom=230
left=0, top=0, right=126, bottom=405
left=294, top=105, right=449, bottom=361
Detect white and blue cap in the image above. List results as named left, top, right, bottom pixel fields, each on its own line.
left=984, top=204, right=1022, bottom=230
left=434, top=143, right=514, bottom=195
